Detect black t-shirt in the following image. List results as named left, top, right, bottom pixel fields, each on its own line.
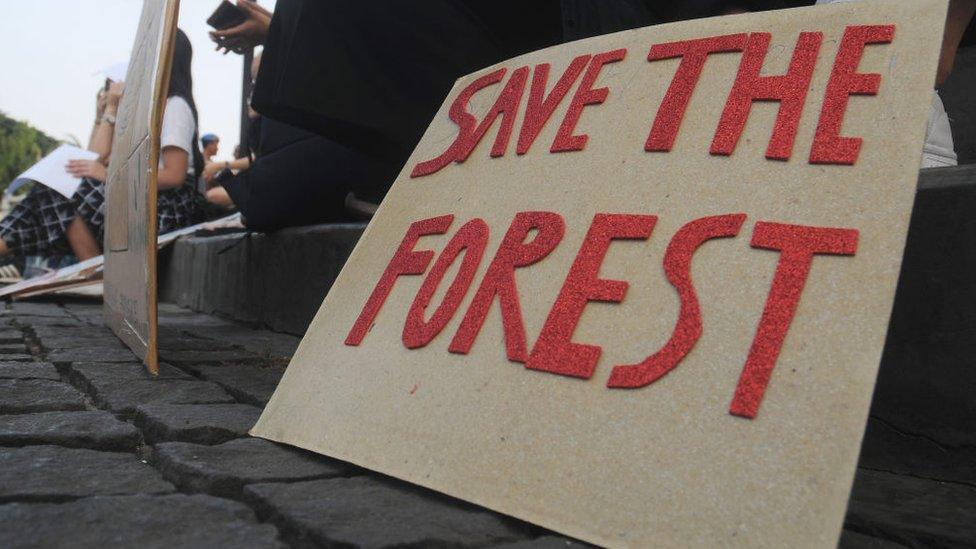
left=251, top=0, right=563, bottom=194
left=250, top=0, right=795, bottom=197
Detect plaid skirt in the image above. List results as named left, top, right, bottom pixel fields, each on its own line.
left=0, top=177, right=200, bottom=257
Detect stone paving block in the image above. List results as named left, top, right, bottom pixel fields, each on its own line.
left=186, top=364, right=283, bottom=406
left=153, top=438, right=349, bottom=498
left=134, top=403, right=262, bottom=444
left=244, top=476, right=533, bottom=548
left=0, top=354, right=35, bottom=362
left=0, top=331, right=24, bottom=344
left=47, top=346, right=139, bottom=363
left=0, top=362, right=60, bottom=380
left=67, top=362, right=194, bottom=392
left=0, top=343, right=28, bottom=353
left=157, top=336, right=237, bottom=352
left=0, top=411, right=140, bottom=450
left=0, top=494, right=283, bottom=549
left=158, top=348, right=260, bottom=365
left=16, top=317, right=86, bottom=328
left=193, top=325, right=300, bottom=359
left=86, top=379, right=235, bottom=415
left=0, top=445, right=174, bottom=502
left=490, top=536, right=594, bottom=549
left=844, top=468, right=976, bottom=547
left=6, top=302, right=70, bottom=317
left=31, top=326, right=115, bottom=339
left=0, top=379, right=86, bottom=413
left=39, top=336, right=127, bottom=350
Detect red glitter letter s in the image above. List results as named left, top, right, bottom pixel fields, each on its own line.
left=411, top=66, right=530, bottom=177
left=608, top=214, right=747, bottom=388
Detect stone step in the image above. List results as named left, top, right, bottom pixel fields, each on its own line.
left=159, top=223, right=366, bottom=335
left=845, top=468, right=976, bottom=547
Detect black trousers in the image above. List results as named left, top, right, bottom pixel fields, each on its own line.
left=221, top=119, right=370, bottom=232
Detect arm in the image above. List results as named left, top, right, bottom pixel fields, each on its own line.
left=202, top=156, right=252, bottom=185
left=210, top=0, right=272, bottom=54
left=938, top=0, right=976, bottom=86
left=87, top=89, right=107, bottom=151
left=90, top=82, right=125, bottom=162
left=157, top=147, right=190, bottom=190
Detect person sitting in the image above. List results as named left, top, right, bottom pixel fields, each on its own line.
left=208, top=0, right=563, bottom=231
left=202, top=50, right=367, bottom=226
left=0, top=29, right=203, bottom=262
left=201, top=133, right=220, bottom=164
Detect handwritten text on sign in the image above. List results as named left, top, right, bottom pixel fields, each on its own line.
left=344, top=25, right=896, bottom=419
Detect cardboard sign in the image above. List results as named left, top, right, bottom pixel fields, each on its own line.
left=103, top=0, right=180, bottom=375
left=0, top=256, right=103, bottom=301
left=252, top=1, right=946, bottom=546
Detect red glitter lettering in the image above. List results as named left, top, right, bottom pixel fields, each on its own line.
left=449, top=212, right=565, bottom=362
left=526, top=213, right=657, bottom=378
left=809, top=25, right=894, bottom=165
left=645, top=34, right=748, bottom=152
left=403, top=219, right=490, bottom=349
left=551, top=49, right=627, bottom=153
left=711, top=32, right=822, bottom=160
left=345, top=215, right=455, bottom=345
left=607, top=214, right=747, bottom=388
left=729, top=221, right=858, bottom=419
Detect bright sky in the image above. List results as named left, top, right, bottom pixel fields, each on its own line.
left=0, top=0, right=275, bottom=162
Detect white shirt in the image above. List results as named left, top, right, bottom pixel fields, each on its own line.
left=159, top=96, right=197, bottom=176
left=815, top=0, right=956, bottom=168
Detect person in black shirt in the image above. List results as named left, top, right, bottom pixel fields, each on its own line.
left=210, top=0, right=791, bottom=230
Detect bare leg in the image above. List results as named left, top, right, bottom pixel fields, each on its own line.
left=0, top=239, right=9, bottom=257
left=66, top=218, right=100, bottom=260
left=206, top=187, right=236, bottom=209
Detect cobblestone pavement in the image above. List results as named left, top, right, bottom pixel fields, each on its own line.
left=0, top=299, right=971, bottom=548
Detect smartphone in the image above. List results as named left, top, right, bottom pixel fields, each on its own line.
left=207, top=1, right=247, bottom=30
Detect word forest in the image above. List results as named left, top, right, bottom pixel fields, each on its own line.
left=346, top=211, right=857, bottom=419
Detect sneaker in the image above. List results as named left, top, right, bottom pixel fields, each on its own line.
left=0, top=262, right=22, bottom=284
left=23, top=255, right=77, bottom=279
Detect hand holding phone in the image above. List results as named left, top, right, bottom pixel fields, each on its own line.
left=208, top=1, right=272, bottom=54
left=207, top=1, right=247, bottom=31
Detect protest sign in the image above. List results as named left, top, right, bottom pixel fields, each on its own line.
left=103, top=0, right=179, bottom=374
left=253, top=1, right=947, bottom=546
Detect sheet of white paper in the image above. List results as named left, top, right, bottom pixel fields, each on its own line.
left=14, top=144, right=100, bottom=198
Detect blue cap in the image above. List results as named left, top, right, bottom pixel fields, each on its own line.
left=201, top=133, right=219, bottom=145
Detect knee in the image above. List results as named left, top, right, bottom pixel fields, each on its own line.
left=206, top=187, right=234, bottom=209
